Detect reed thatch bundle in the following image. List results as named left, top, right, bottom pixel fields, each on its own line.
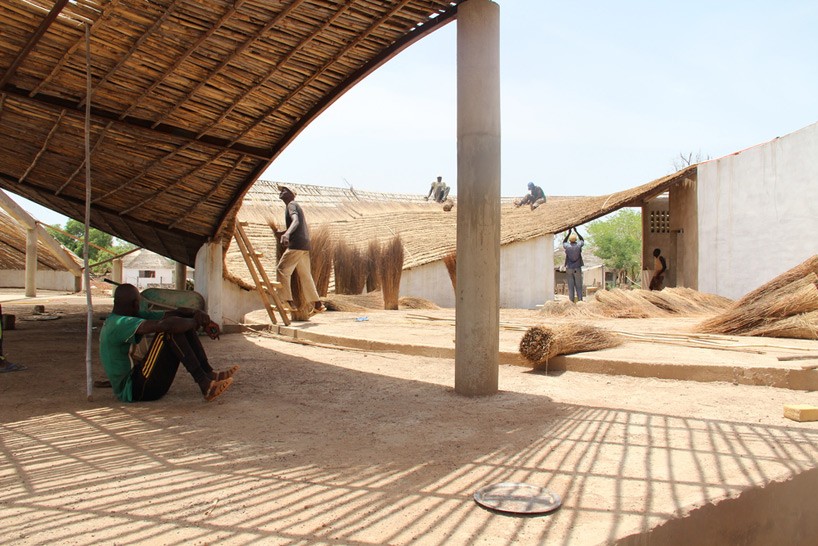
left=443, top=251, right=456, bottom=291
left=379, top=235, right=404, bottom=310
left=592, top=289, right=656, bottom=318
left=366, top=239, right=382, bottom=293
left=538, top=300, right=590, bottom=318
left=323, top=291, right=382, bottom=312
left=398, top=296, right=440, bottom=310
left=311, top=226, right=333, bottom=297
left=333, top=240, right=368, bottom=295
left=519, top=323, right=622, bottom=366
left=744, top=311, right=818, bottom=340
left=696, top=272, right=818, bottom=336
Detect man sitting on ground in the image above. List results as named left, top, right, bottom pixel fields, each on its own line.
left=100, top=283, right=237, bottom=402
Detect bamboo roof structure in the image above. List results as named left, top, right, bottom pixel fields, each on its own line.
left=0, top=209, right=81, bottom=271
left=0, top=0, right=465, bottom=266
left=228, top=166, right=696, bottom=284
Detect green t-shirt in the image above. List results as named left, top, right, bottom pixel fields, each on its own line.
left=99, top=310, right=164, bottom=402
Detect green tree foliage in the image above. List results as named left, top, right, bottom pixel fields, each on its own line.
left=46, top=219, right=135, bottom=271
left=585, top=209, right=642, bottom=286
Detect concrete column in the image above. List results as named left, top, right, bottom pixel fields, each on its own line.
left=111, top=259, right=123, bottom=284
left=194, top=241, right=223, bottom=327
left=455, top=0, right=501, bottom=396
left=175, top=262, right=187, bottom=290
left=25, top=228, right=37, bottom=297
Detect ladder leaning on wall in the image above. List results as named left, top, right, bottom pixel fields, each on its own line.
left=234, top=221, right=291, bottom=326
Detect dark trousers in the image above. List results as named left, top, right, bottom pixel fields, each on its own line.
left=131, top=330, right=213, bottom=401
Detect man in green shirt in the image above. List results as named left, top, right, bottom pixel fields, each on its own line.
left=100, top=283, right=237, bottom=402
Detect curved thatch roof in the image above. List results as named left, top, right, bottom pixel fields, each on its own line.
left=0, top=210, right=81, bottom=271
left=227, top=166, right=696, bottom=283
left=0, top=0, right=463, bottom=266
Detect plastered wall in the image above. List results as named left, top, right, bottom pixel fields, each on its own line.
left=0, top=270, right=80, bottom=292
left=697, top=122, right=818, bottom=299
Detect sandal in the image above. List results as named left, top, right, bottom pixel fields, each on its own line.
left=203, top=377, right=233, bottom=402
left=214, top=365, right=239, bottom=381
left=0, top=361, right=26, bottom=373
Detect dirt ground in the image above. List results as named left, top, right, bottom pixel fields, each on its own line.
left=2, top=292, right=818, bottom=545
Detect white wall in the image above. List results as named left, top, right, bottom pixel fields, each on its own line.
left=697, top=122, right=818, bottom=299
left=399, top=235, right=554, bottom=309
left=0, top=270, right=79, bottom=291
left=124, top=267, right=175, bottom=290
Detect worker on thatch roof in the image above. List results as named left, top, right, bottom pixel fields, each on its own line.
left=276, top=186, right=326, bottom=314
left=0, top=305, right=25, bottom=373
left=515, top=182, right=546, bottom=210
left=425, top=176, right=450, bottom=203
left=649, top=248, right=668, bottom=291
left=563, top=228, right=585, bottom=302
left=99, top=283, right=237, bottom=402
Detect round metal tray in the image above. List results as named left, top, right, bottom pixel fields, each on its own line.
left=473, top=482, right=562, bottom=515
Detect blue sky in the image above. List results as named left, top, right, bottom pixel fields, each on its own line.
left=15, top=1, right=818, bottom=226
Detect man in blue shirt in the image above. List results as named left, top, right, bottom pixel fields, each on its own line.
left=563, top=227, right=585, bottom=302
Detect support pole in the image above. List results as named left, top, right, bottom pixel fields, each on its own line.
left=83, top=23, right=93, bottom=401
left=455, top=0, right=501, bottom=395
left=175, top=262, right=187, bottom=290
left=25, top=228, right=37, bottom=297
left=195, top=241, right=223, bottom=328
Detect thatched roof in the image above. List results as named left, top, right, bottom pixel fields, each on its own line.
left=121, top=249, right=175, bottom=270
left=227, top=166, right=696, bottom=284
left=0, top=0, right=464, bottom=267
left=0, top=210, right=81, bottom=271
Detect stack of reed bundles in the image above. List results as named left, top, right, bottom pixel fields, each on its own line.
left=519, top=323, right=622, bottom=366
left=310, top=226, right=333, bottom=297
left=379, top=235, right=404, bottom=310
left=696, top=256, right=818, bottom=339
left=333, top=240, right=367, bottom=295
left=366, top=239, right=382, bottom=293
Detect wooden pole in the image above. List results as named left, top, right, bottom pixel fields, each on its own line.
left=84, top=23, right=94, bottom=401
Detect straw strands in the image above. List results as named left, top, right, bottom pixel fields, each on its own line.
left=380, top=235, right=404, bottom=310
left=334, top=240, right=367, bottom=295
left=366, top=239, right=382, bottom=293
left=443, top=251, right=456, bottom=291
left=519, top=323, right=622, bottom=366
left=540, top=287, right=732, bottom=319
left=696, top=258, right=818, bottom=339
left=311, top=226, right=333, bottom=297
left=322, top=291, right=438, bottom=312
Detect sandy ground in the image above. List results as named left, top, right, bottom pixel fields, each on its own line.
left=2, top=292, right=818, bottom=545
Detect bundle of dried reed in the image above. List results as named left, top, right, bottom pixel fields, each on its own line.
left=380, top=235, right=404, bottom=310
left=538, top=300, right=590, bottom=318
left=519, top=323, right=622, bottom=366
left=744, top=311, right=818, bottom=340
left=592, top=289, right=655, bottom=318
left=311, top=226, right=333, bottom=296
left=696, top=272, right=818, bottom=336
left=323, top=292, right=381, bottom=312
left=333, top=240, right=367, bottom=295
left=398, top=296, right=440, bottom=310
left=443, top=251, right=456, bottom=291
left=732, top=255, right=818, bottom=309
left=366, top=239, right=382, bottom=293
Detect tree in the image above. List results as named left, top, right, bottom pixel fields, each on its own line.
left=585, top=209, right=642, bottom=287
left=46, top=219, right=134, bottom=272
left=672, top=150, right=711, bottom=171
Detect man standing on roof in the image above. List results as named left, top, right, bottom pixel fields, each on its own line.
left=276, top=186, right=325, bottom=314
left=425, top=176, right=450, bottom=203
left=515, top=182, right=546, bottom=210
left=563, top=227, right=585, bottom=302
left=99, top=283, right=237, bottom=402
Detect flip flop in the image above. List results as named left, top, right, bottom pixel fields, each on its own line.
left=0, top=361, right=26, bottom=373
left=214, top=365, right=240, bottom=381
left=204, top=377, right=233, bottom=402
left=94, top=379, right=112, bottom=388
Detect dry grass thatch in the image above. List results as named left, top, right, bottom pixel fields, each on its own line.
left=334, top=240, right=367, bottom=295
left=443, top=251, right=456, bottom=291
left=696, top=266, right=818, bottom=338
left=519, top=323, right=622, bottom=366
left=366, top=239, right=382, bottom=293
left=322, top=291, right=437, bottom=312
left=380, top=235, right=404, bottom=310
left=540, top=287, right=734, bottom=319
left=311, top=227, right=333, bottom=297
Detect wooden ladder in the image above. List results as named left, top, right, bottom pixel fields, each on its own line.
left=234, top=222, right=290, bottom=326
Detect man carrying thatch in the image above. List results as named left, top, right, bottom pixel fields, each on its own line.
left=99, top=283, right=237, bottom=402
left=276, top=186, right=326, bottom=314
left=649, top=248, right=668, bottom=291
left=514, top=182, right=546, bottom=210
left=563, top=227, right=585, bottom=302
